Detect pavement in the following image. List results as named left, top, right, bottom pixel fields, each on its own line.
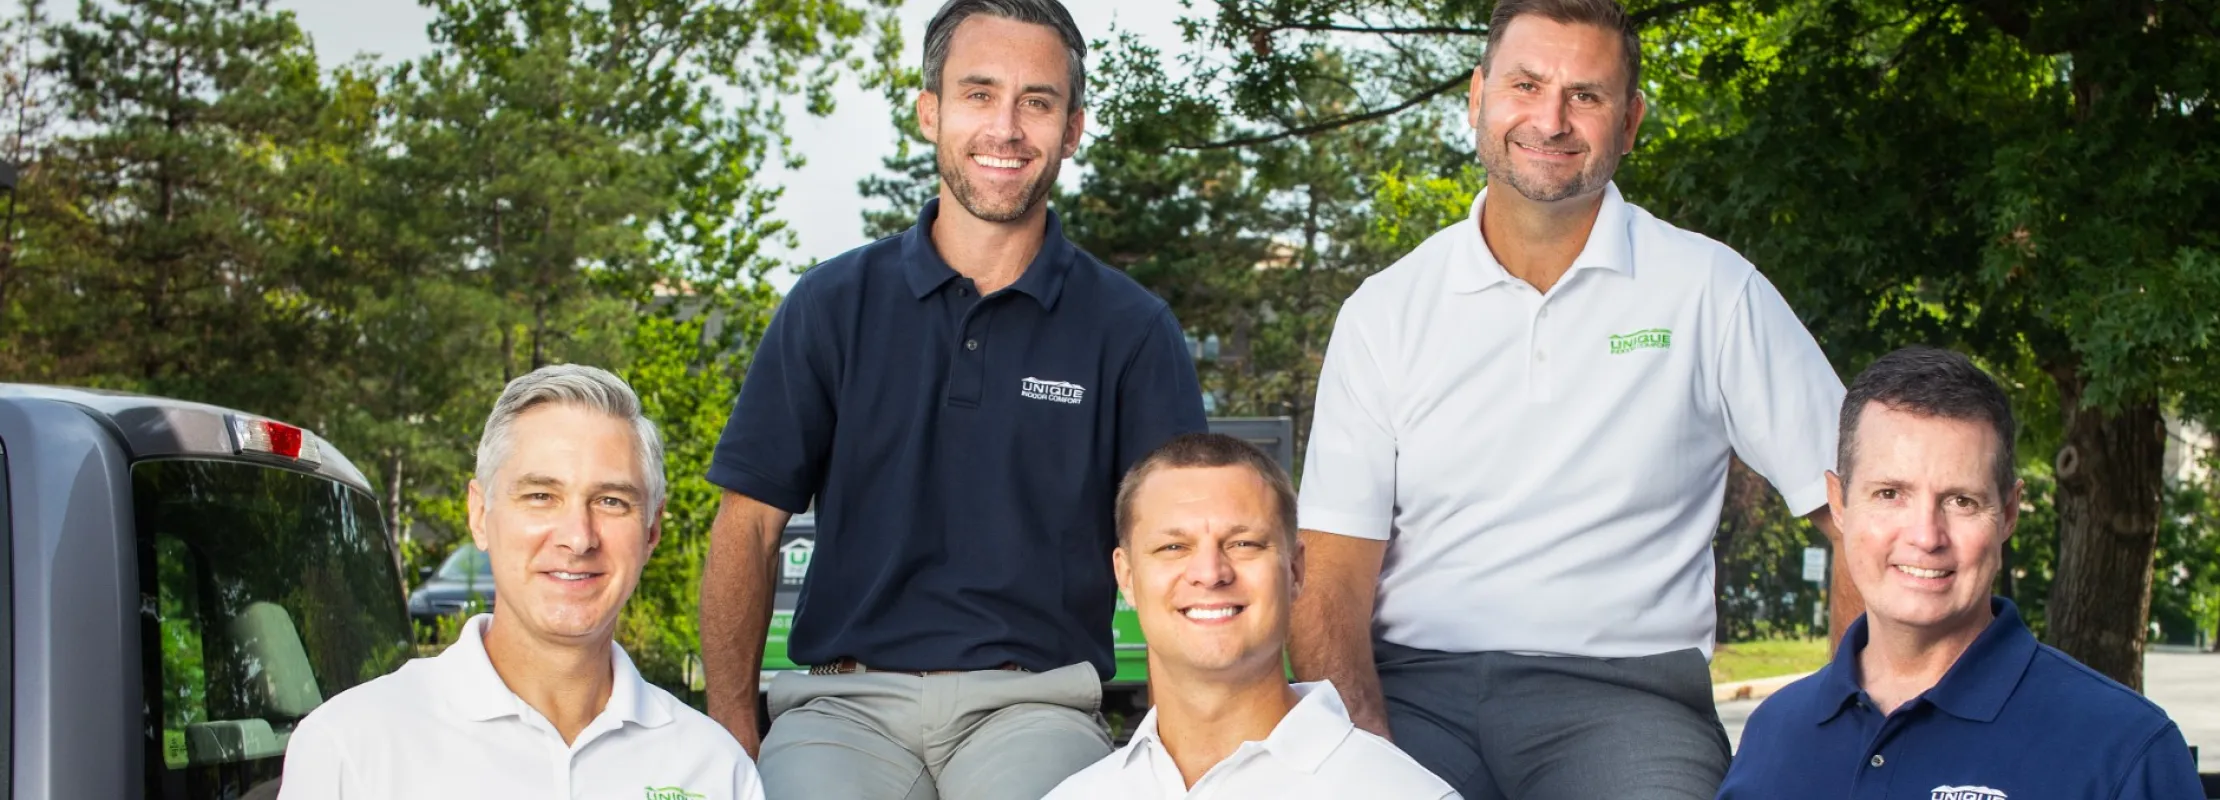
left=1717, top=648, right=2220, bottom=773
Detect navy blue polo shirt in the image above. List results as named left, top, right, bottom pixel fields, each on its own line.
left=1719, top=598, right=2202, bottom=800
left=707, top=199, right=1207, bottom=679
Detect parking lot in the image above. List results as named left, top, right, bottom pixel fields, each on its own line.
left=1720, top=648, right=2220, bottom=772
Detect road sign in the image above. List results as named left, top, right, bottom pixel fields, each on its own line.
left=1802, top=546, right=1829, bottom=584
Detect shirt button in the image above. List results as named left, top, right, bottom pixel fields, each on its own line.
left=1535, top=350, right=1549, bottom=362
left=1869, top=754, right=1885, bottom=768
left=965, top=339, right=979, bottom=351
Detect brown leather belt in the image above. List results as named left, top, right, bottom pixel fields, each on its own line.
left=808, top=657, right=1030, bottom=676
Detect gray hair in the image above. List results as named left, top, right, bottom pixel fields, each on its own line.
left=922, top=0, right=1087, bottom=110
left=475, top=364, right=666, bottom=512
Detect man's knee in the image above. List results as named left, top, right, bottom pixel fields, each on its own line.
left=937, top=703, right=1109, bottom=800
left=760, top=702, right=934, bottom=800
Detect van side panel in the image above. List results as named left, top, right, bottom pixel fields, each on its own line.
left=0, top=400, right=140, bottom=800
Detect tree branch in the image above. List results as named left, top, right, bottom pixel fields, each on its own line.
left=1173, top=71, right=1467, bottom=151
left=1178, top=0, right=1734, bottom=150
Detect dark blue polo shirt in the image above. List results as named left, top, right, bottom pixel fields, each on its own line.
left=706, top=199, right=1207, bottom=679
left=1719, top=598, right=2202, bottom=800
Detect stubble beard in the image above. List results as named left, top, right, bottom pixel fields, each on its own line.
left=1477, top=129, right=1625, bottom=203
left=938, top=145, right=1061, bottom=224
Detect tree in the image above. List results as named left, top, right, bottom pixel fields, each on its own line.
left=1642, top=0, right=2220, bottom=689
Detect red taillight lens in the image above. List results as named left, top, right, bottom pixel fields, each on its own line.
left=229, top=415, right=322, bottom=465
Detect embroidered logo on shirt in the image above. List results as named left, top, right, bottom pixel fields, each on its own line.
left=1931, top=787, right=2006, bottom=800
left=1608, top=328, right=1673, bottom=355
left=1020, top=376, right=1086, bottom=405
left=644, top=788, right=705, bottom=800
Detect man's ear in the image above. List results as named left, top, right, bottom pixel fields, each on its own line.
left=467, top=479, right=491, bottom=553
left=2002, top=478, right=2025, bottom=540
left=1467, top=62, right=1486, bottom=132
left=1825, top=470, right=1847, bottom=534
left=1623, top=91, right=1647, bottom=154
left=1061, top=105, right=1085, bottom=159
left=647, top=501, right=666, bottom=552
left=1112, top=545, right=1133, bottom=606
left=917, top=89, right=940, bottom=142
left=1287, top=533, right=1306, bottom=602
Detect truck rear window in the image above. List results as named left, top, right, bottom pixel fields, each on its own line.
left=134, top=459, right=412, bottom=799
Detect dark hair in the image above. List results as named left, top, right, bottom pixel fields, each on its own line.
left=922, top=0, right=1087, bottom=110
left=1115, top=433, right=1298, bottom=547
left=1482, top=0, right=1643, bottom=100
left=1839, top=346, right=2018, bottom=498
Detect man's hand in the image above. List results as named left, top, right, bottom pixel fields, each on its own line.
left=1289, top=529, right=1394, bottom=739
left=701, top=491, right=790, bottom=757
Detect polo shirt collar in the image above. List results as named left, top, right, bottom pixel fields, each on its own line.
left=1800, top=597, right=2036, bottom=726
left=900, top=198, right=1073, bottom=310
left=433, top=614, right=673, bottom=730
left=1117, top=680, right=1354, bottom=774
left=1449, top=181, right=1636, bottom=294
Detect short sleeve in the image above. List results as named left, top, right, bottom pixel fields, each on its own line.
left=733, top=755, right=769, bottom=800
left=1297, top=302, right=1398, bottom=540
left=1113, top=307, right=1209, bottom=476
left=276, top=714, right=347, bottom=799
left=1716, top=271, right=1845, bottom=516
left=2112, top=723, right=2203, bottom=800
left=706, top=281, right=840, bottom=513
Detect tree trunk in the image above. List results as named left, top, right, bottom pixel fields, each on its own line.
left=2045, top=369, right=2165, bottom=691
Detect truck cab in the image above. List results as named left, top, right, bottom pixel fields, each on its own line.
left=0, top=385, right=413, bottom=799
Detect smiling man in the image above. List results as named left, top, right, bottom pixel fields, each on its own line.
left=279, top=365, right=763, bottom=799
left=1045, top=433, right=1457, bottom=800
left=1717, top=347, right=2201, bottom=800
left=696, top=0, right=1206, bottom=797
left=1290, top=0, right=1850, bottom=797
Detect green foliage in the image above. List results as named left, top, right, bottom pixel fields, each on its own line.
left=1, top=0, right=898, bottom=700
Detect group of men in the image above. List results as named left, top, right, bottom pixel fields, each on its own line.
left=276, top=0, right=2206, bottom=797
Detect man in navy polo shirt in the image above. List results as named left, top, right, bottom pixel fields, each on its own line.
left=695, top=0, right=1207, bottom=798
left=1719, top=346, right=2202, bottom=800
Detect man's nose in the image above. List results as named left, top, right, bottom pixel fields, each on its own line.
left=550, top=500, right=601, bottom=554
left=1182, top=544, right=1234, bottom=588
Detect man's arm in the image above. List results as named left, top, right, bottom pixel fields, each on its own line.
left=1290, top=529, right=1393, bottom=738
left=2113, top=723, right=2203, bottom=800
left=701, top=491, right=791, bottom=757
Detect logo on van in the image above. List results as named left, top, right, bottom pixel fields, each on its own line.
left=1608, top=328, right=1673, bottom=355
left=780, top=539, right=814, bottom=581
left=1931, top=787, right=2006, bottom=800
left=1020, top=377, right=1086, bottom=405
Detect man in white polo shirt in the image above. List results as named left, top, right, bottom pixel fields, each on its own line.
left=278, top=365, right=764, bottom=800
left=1046, top=433, right=1457, bottom=800
left=1290, top=0, right=1846, bottom=798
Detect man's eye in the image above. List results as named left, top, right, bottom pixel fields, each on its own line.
left=1024, top=97, right=1049, bottom=110
left=1514, top=82, right=1537, bottom=92
left=1157, top=543, right=1186, bottom=553
left=524, top=492, right=554, bottom=502
left=1875, top=488, right=1898, bottom=501
left=1574, top=92, right=1598, bottom=103
left=596, top=497, right=632, bottom=510
left=1230, top=540, right=1265, bottom=549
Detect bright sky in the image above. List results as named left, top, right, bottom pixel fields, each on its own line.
left=273, top=0, right=1195, bottom=293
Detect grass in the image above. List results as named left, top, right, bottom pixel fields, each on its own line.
left=1711, top=637, right=1831, bottom=684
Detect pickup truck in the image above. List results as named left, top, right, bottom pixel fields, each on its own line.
left=758, top=417, right=1298, bottom=734
left=0, top=384, right=414, bottom=800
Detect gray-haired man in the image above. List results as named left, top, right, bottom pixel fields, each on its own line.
left=281, top=365, right=763, bottom=799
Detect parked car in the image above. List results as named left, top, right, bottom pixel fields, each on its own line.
left=0, top=384, right=413, bottom=799
left=406, top=545, right=494, bottom=636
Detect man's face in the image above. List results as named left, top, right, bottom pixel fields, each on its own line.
left=1469, top=17, right=1644, bottom=205
left=917, top=14, right=1083, bottom=224
left=1114, top=465, right=1302, bottom=680
left=1828, top=402, right=2019, bottom=642
left=467, top=403, right=661, bottom=646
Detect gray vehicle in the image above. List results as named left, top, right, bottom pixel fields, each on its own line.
left=0, top=384, right=413, bottom=799
left=407, top=545, right=493, bottom=636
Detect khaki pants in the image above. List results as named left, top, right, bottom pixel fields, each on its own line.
left=758, top=663, right=1112, bottom=800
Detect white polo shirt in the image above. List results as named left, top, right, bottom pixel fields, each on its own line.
left=278, top=614, right=764, bottom=800
left=1299, top=182, right=1843, bottom=659
left=1043, top=681, right=1458, bottom=800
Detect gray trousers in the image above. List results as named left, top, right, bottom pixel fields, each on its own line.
left=1377, top=641, right=1731, bottom=800
left=758, top=663, right=1112, bottom=800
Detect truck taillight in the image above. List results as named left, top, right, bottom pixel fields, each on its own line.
left=229, top=415, right=322, bottom=466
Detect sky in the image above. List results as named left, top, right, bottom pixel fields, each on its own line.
left=272, top=0, right=1196, bottom=293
